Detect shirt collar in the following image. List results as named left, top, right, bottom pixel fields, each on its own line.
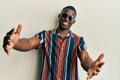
left=52, top=28, right=72, bottom=38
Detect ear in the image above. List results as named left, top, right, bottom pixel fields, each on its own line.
left=58, top=13, right=60, bottom=18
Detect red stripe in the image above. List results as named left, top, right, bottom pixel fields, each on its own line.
left=55, top=38, right=62, bottom=80
left=43, top=31, right=50, bottom=79
left=59, top=39, right=67, bottom=80
left=43, top=58, right=48, bottom=80
left=45, top=31, right=50, bottom=59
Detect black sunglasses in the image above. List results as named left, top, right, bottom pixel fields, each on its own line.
left=61, top=13, right=75, bottom=21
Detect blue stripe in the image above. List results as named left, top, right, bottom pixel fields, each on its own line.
left=48, top=31, right=52, bottom=80
left=38, top=31, right=47, bottom=80
left=47, top=30, right=58, bottom=80
left=61, top=37, right=75, bottom=80
left=38, top=30, right=46, bottom=46
left=67, top=37, right=75, bottom=80
left=79, top=37, right=87, bottom=50
left=51, top=33, right=57, bottom=79
left=63, top=37, right=71, bottom=80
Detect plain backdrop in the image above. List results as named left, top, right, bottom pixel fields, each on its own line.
left=0, top=0, right=120, bottom=80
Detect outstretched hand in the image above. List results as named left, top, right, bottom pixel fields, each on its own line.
left=86, top=53, right=105, bottom=80
left=3, top=24, right=22, bottom=55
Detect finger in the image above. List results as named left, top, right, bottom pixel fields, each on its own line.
left=3, top=45, right=10, bottom=55
left=3, top=40, right=14, bottom=55
left=3, top=46, right=8, bottom=53
left=3, top=36, right=9, bottom=45
left=3, top=37, right=10, bottom=53
left=6, top=42, right=14, bottom=49
left=96, top=67, right=101, bottom=72
left=6, top=45, right=11, bottom=51
left=98, top=61, right=105, bottom=67
left=93, top=71, right=98, bottom=75
left=86, top=76, right=90, bottom=80
left=6, top=50, right=10, bottom=55
left=97, top=53, right=104, bottom=62
left=87, top=71, right=93, bottom=79
left=7, top=28, right=15, bottom=35
left=16, top=24, right=22, bottom=34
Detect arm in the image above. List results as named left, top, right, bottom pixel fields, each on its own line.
left=3, top=24, right=40, bottom=55
left=77, top=49, right=93, bottom=71
left=14, top=37, right=40, bottom=51
left=77, top=49, right=105, bottom=79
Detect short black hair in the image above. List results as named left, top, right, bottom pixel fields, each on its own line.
left=61, top=6, right=77, bottom=15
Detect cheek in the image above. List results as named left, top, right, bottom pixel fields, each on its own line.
left=69, top=22, right=73, bottom=26
left=69, top=24, right=72, bottom=27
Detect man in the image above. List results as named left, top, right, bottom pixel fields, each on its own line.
left=3, top=6, right=104, bottom=80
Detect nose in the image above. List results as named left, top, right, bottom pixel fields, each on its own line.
left=64, top=17, right=69, bottom=21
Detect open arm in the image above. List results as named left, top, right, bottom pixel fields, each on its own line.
left=3, top=24, right=40, bottom=55
left=77, top=49, right=93, bottom=71
left=14, top=37, right=40, bottom=51
left=77, top=49, right=105, bottom=79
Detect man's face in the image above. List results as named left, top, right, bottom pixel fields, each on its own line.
left=59, top=9, right=76, bottom=30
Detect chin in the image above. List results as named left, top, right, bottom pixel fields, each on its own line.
left=60, top=26, right=70, bottom=30
left=59, top=22, right=71, bottom=30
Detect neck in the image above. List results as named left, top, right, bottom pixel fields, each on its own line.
left=57, top=27, right=70, bottom=39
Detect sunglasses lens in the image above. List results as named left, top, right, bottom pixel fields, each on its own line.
left=69, top=16, right=73, bottom=21
left=62, top=13, right=67, bottom=18
left=62, top=13, right=74, bottom=21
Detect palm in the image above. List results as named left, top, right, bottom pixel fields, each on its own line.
left=3, top=24, right=22, bottom=54
left=87, top=54, right=105, bottom=79
left=8, top=31, right=20, bottom=49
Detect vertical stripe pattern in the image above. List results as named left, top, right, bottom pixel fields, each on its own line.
left=36, top=28, right=87, bottom=80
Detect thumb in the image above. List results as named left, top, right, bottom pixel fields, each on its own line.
left=16, top=24, right=22, bottom=34
left=97, top=53, right=104, bottom=62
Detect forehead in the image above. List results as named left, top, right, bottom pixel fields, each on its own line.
left=61, top=9, right=76, bottom=16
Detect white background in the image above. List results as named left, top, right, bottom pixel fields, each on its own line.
left=0, top=0, right=120, bottom=80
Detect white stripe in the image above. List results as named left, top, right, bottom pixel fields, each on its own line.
left=41, top=56, right=46, bottom=80
left=48, top=33, right=53, bottom=80
left=64, top=37, right=71, bottom=80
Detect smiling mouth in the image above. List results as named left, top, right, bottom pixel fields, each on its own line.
left=62, top=22, right=69, bottom=26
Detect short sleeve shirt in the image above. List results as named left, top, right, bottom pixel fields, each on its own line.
left=35, top=28, right=87, bottom=80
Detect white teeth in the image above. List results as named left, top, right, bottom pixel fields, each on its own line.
left=63, top=22, right=68, bottom=26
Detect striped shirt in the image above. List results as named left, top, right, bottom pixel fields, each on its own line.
left=36, top=28, right=86, bottom=80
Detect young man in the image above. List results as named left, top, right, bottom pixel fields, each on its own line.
left=3, top=6, right=104, bottom=80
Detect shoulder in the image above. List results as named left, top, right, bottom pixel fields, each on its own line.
left=70, top=31, right=84, bottom=40
left=36, top=28, right=56, bottom=37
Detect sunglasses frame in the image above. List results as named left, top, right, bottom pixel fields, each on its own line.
left=61, top=13, right=75, bottom=22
